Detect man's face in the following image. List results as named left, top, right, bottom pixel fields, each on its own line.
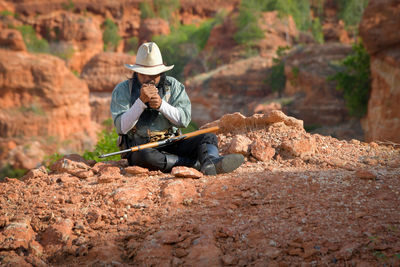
left=137, top=73, right=161, bottom=85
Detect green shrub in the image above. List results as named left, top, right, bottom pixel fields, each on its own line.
left=140, top=2, right=156, bottom=19
left=337, top=0, right=369, bottom=35
left=126, top=36, right=139, bottom=54
left=17, top=25, right=49, bottom=53
left=311, top=17, right=324, bottom=44
left=234, top=1, right=265, bottom=46
left=153, top=17, right=223, bottom=80
left=82, top=119, right=120, bottom=162
left=140, top=0, right=180, bottom=22
left=102, top=18, right=121, bottom=51
left=266, top=46, right=290, bottom=97
left=329, top=41, right=371, bottom=117
left=62, top=0, right=75, bottom=11
left=181, top=121, right=198, bottom=134
left=0, top=164, right=27, bottom=181
left=43, top=152, right=64, bottom=170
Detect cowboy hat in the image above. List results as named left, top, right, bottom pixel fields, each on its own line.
left=124, top=42, right=174, bottom=75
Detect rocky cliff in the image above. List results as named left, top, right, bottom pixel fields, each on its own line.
left=359, top=0, right=400, bottom=143
left=0, top=49, right=96, bottom=169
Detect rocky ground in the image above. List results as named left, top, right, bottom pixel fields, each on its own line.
left=1, top=111, right=399, bottom=266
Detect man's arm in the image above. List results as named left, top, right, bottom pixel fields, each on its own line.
left=120, top=98, right=147, bottom=134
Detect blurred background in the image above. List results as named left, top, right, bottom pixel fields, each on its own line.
left=0, top=0, right=399, bottom=178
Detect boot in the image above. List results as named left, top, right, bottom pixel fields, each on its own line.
left=163, top=154, right=201, bottom=172
left=198, top=144, right=244, bottom=175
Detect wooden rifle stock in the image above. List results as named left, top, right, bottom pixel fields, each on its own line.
left=98, top=126, right=219, bottom=158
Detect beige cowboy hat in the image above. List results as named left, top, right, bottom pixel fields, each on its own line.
left=125, top=42, right=174, bottom=75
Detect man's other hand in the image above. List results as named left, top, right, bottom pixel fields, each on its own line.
left=149, top=94, right=162, bottom=109
left=140, top=83, right=158, bottom=103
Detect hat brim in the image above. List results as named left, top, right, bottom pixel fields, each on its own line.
left=124, top=64, right=174, bottom=75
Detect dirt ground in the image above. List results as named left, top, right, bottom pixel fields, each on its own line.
left=1, top=112, right=399, bottom=266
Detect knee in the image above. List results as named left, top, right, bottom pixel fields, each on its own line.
left=129, top=149, right=162, bottom=169
left=200, top=133, right=218, bottom=146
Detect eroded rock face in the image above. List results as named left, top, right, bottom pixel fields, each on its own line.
left=33, top=11, right=103, bottom=72
left=186, top=56, right=274, bottom=126
left=283, top=43, right=353, bottom=126
left=0, top=29, right=26, bottom=51
left=81, top=52, right=133, bottom=92
left=359, top=0, right=400, bottom=142
left=0, top=49, right=96, bottom=154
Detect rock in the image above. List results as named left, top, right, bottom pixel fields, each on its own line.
left=250, top=139, right=275, bottom=162
left=81, top=52, right=133, bottom=92
left=1, top=217, right=35, bottom=250
left=7, top=141, right=46, bottom=170
left=0, top=29, right=26, bottom=51
left=359, top=0, right=400, bottom=143
left=284, top=43, right=352, bottom=127
left=139, top=18, right=170, bottom=44
left=280, top=136, right=316, bottom=158
left=171, top=166, right=203, bottom=179
left=355, top=169, right=377, bottom=180
left=227, top=135, right=252, bottom=155
left=161, top=180, right=198, bottom=205
left=125, top=166, right=150, bottom=175
left=221, top=254, right=238, bottom=265
left=112, top=187, right=149, bottom=206
left=34, top=11, right=103, bottom=72
left=0, top=50, right=96, bottom=154
left=40, top=218, right=74, bottom=249
left=21, top=165, right=48, bottom=181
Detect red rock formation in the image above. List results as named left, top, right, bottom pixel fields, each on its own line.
left=139, top=18, right=170, bottom=44
left=359, top=0, right=400, bottom=142
left=0, top=29, right=26, bottom=51
left=81, top=52, right=134, bottom=92
left=33, top=11, right=103, bottom=72
left=185, top=56, right=274, bottom=126
left=283, top=43, right=353, bottom=126
left=0, top=49, right=96, bottom=163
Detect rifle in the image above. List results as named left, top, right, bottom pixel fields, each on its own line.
left=98, top=126, right=219, bottom=158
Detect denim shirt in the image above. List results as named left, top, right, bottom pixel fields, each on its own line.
left=110, top=76, right=191, bottom=138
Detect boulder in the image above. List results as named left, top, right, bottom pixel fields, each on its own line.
left=359, top=0, right=400, bottom=142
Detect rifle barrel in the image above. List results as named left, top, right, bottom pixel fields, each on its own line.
left=98, top=126, right=219, bottom=158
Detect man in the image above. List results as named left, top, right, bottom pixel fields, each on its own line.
left=110, top=42, right=244, bottom=175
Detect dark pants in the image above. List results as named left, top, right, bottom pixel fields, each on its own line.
left=128, top=133, right=217, bottom=171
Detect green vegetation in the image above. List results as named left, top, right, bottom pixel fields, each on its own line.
left=82, top=119, right=120, bottom=162
left=153, top=15, right=224, bottom=80
left=139, top=0, right=180, bottom=22
left=329, top=41, right=371, bottom=117
left=102, top=18, right=122, bottom=52
left=311, top=17, right=324, bottom=44
left=19, top=103, right=46, bottom=116
left=0, top=10, right=14, bottom=17
left=43, top=152, right=63, bottom=170
left=0, top=164, right=27, bottom=181
left=337, top=0, right=369, bottom=36
left=62, top=0, right=75, bottom=11
left=126, top=36, right=139, bottom=54
left=234, top=1, right=265, bottom=46
left=234, top=0, right=324, bottom=47
left=266, top=46, right=290, bottom=97
left=181, top=121, right=199, bottom=134
left=17, top=25, right=49, bottom=53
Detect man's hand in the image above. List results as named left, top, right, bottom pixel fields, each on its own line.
left=149, top=94, right=162, bottom=109
left=140, top=83, right=158, bottom=104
